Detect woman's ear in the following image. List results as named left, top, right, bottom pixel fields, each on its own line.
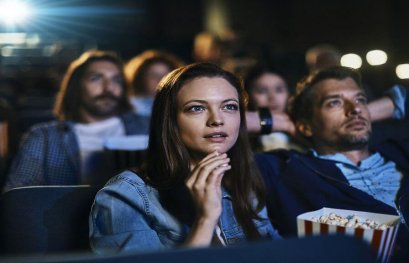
left=296, top=120, right=312, bottom=137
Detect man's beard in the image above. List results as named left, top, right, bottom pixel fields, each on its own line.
left=82, top=93, right=121, bottom=118
left=337, top=131, right=371, bottom=151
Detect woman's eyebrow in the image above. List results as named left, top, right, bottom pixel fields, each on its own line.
left=182, top=98, right=238, bottom=106
left=182, top=99, right=207, bottom=107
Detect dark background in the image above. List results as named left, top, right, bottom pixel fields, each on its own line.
left=1, top=0, right=409, bottom=92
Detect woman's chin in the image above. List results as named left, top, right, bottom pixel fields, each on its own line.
left=209, top=145, right=229, bottom=154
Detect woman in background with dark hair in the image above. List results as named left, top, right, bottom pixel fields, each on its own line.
left=90, top=62, right=280, bottom=254
left=244, top=65, right=304, bottom=152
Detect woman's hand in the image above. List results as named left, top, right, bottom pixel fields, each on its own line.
left=184, top=151, right=231, bottom=247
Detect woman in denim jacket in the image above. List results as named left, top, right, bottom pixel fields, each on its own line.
left=89, top=63, right=280, bottom=254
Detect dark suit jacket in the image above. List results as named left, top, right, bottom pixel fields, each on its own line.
left=256, top=138, right=409, bottom=260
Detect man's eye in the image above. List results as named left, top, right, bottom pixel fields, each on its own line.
left=224, top=104, right=239, bottom=111
left=356, top=97, right=367, bottom=105
left=113, top=76, right=124, bottom=85
left=89, top=75, right=101, bottom=81
left=188, top=105, right=205, bottom=112
left=328, top=100, right=342, bottom=108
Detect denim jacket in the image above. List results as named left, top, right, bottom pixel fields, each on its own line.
left=89, top=170, right=280, bottom=254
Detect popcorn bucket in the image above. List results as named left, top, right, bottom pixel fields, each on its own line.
left=297, top=208, right=400, bottom=263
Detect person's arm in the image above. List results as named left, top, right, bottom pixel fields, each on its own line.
left=368, top=96, right=395, bottom=121
left=184, top=151, right=230, bottom=247
left=89, top=172, right=168, bottom=254
left=246, top=111, right=296, bottom=136
left=368, top=85, right=407, bottom=122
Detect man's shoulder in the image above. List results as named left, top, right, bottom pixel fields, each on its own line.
left=373, top=138, right=409, bottom=171
left=255, top=149, right=312, bottom=163
left=255, top=149, right=337, bottom=177
left=25, top=120, right=70, bottom=136
left=372, top=138, right=409, bottom=159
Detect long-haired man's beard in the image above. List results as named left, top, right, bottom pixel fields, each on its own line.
left=82, top=93, right=121, bottom=118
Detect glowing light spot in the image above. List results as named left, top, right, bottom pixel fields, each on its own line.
left=0, top=0, right=32, bottom=25
left=366, top=50, right=388, bottom=66
left=340, top=53, right=362, bottom=69
left=396, top=64, right=409, bottom=79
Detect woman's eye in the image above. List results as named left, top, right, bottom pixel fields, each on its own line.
left=275, top=86, right=287, bottom=94
left=187, top=105, right=205, bottom=112
left=224, top=104, right=239, bottom=111
left=254, top=86, right=268, bottom=94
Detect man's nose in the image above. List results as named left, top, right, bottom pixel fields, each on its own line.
left=345, top=100, right=362, bottom=116
left=102, top=78, right=118, bottom=93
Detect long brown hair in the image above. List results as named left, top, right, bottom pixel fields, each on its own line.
left=124, top=49, right=184, bottom=96
left=145, top=62, right=265, bottom=239
left=54, top=50, right=132, bottom=121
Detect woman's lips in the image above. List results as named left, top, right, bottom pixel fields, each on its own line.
left=204, top=132, right=228, bottom=143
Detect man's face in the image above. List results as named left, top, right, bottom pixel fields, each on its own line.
left=301, top=77, right=371, bottom=153
left=80, top=60, right=124, bottom=121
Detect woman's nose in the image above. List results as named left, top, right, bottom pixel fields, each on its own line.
left=207, top=112, right=224, bottom=127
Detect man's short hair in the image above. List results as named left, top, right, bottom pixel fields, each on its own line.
left=289, top=66, right=362, bottom=123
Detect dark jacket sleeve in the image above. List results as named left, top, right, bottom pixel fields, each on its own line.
left=3, top=125, right=48, bottom=192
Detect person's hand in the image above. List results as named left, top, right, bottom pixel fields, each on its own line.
left=245, top=111, right=296, bottom=136
left=186, top=151, right=231, bottom=225
left=272, top=112, right=296, bottom=136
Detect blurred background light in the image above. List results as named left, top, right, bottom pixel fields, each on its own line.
left=340, top=53, right=362, bottom=69
left=25, top=34, right=41, bottom=46
left=0, top=0, right=32, bottom=25
left=0, top=33, right=26, bottom=44
left=1, top=46, right=13, bottom=56
left=366, top=50, right=388, bottom=66
left=396, top=64, right=409, bottom=79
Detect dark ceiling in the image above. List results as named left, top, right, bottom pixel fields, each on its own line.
left=1, top=0, right=409, bottom=90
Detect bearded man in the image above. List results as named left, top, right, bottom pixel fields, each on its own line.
left=3, top=50, right=149, bottom=191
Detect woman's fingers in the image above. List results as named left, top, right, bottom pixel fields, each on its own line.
left=186, top=151, right=219, bottom=186
left=192, top=157, right=230, bottom=188
left=186, top=152, right=228, bottom=187
left=206, top=164, right=231, bottom=188
left=185, top=153, right=232, bottom=224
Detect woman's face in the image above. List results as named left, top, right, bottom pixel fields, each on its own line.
left=143, top=62, right=171, bottom=97
left=250, top=73, right=288, bottom=113
left=177, top=77, right=241, bottom=161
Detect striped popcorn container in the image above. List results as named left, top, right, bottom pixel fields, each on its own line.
left=297, top=208, right=400, bottom=263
